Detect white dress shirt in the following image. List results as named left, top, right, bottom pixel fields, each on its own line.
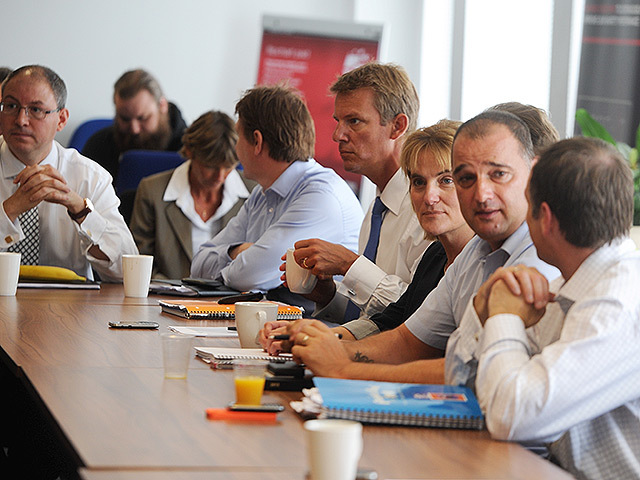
left=476, top=238, right=640, bottom=480
left=0, top=138, right=138, bottom=281
left=162, top=161, right=250, bottom=255
left=316, top=168, right=429, bottom=336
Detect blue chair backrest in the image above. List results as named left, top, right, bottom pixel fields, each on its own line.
left=115, top=150, right=184, bottom=194
left=68, top=118, right=113, bottom=152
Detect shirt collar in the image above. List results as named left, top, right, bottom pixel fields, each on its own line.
left=1, top=138, right=58, bottom=179
left=473, top=221, right=531, bottom=259
left=266, top=159, right=315, bottom=198
left=556, top=237, right=637, bottom=302
left=164, top=161, right=251, bottom=214
left=379, top=168, right=407, bottom=216
left=163, top=160, right=191, bottom=201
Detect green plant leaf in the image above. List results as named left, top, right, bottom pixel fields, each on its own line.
left=575, top=108, right=617, bottom=145
left=617, top=142, right=632, bottom=160
left=630, top=148, right=638, bottom=170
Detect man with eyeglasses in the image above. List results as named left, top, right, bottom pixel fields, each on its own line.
left=0, top=65, right=137, bottom=281
left=83, top=68, right=187, bottom=181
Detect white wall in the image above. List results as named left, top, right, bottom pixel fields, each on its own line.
left=1, top=0, right=426, bottom=147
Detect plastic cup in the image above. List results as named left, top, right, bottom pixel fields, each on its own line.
left=122, top=254, right=153, bottom=297
left=161, top=333, right=194, bottom=379
left=233, top=359, right=266, bottom=405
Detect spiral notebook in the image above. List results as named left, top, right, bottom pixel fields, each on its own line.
left=194, top=347, right=292, bottom=363
left=313, top=377, right=484, bottom=430
left=159, top=300, right=303, bottom=320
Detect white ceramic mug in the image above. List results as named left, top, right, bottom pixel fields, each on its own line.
left=122, top=254, right=153, bottom=297
left=0, top=252, right=21, bottom=296
left=286, top=248, right=317, bottom=294
left=304, top=419, right=363, bottom=480
left=235, top=301, right=279, bottom=348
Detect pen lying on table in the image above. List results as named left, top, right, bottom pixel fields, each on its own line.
left=269, top=333, right=343, bottom=340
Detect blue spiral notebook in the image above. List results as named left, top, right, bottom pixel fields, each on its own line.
left=313, top=377, right=484, bottom=430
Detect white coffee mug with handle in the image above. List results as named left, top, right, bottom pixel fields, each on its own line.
left=286, top=247, right=317, bottom=294
left=235, top=301, right=279, bottom=348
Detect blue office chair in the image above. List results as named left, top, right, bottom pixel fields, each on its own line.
left=115, top=150, right=185, bottom=224
left=115, top=150, right=184, bottom=194
left=68, top=118, right=113, bottom=152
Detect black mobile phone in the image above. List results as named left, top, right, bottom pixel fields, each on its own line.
left=108, top=321, right=159, bottom=329
left=227, top=402, right=284, bottom=413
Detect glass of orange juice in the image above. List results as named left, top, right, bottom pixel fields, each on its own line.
left=233, top=359, right=267, bottom=405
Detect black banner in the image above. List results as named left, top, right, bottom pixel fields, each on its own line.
left=576, top=1, right=640, bottom=144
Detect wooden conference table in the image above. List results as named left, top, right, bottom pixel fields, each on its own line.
left=0, top=284, right=573, bottom=479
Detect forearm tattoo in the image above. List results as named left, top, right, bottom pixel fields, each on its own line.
left=353, top=351, right=374, bottom=363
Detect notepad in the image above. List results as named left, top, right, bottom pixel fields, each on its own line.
left=168, top=326, right=238, bottom=338
left=160, top=300, right=303, bottom=320
left=194, top=346, right=292, bottom=362
left=313, top=377, right=484, bottom=430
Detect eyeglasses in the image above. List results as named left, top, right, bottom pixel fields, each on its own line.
left=0, top=102, right=61, bottom=120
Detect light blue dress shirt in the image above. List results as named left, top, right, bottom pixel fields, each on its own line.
left=191, top=159, right=363, bottom=292
left=405, top=222, right=560, bottom=352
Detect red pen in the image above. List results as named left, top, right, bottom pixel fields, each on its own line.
left=205, top=408, right=277, bottom=423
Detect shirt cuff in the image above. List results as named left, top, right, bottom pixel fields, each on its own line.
left=480, top=314, right=529, bottom=354
left=341, top=255, right=387, bottom=306
left=1, top=206, right=23, bottom=246
left=342, top=317, right=381, bottom=340
left=76, top=210, right=107, bottom=244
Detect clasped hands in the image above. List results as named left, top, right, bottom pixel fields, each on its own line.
left=474, top=265, right=555, bottom=328
left=4, top=164, right=85, bottom=222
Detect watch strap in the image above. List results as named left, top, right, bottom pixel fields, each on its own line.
left=67, top=198, right=92, bottom=220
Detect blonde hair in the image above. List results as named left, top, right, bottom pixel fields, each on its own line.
left=400, top=119, right=462, bottom=178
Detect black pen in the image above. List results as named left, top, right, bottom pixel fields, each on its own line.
left=269, top=333, right=342, bottom=340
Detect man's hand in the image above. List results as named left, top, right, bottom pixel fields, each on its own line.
left=258, top=320, right=291, bottom=355
left=229, top=242, right=253, bottom=260
left=487, top=279, right=547, bottom=328
left=4, top=164, right=76, bottom=221
left=474, top=265, right=551, bottom=325
left=293, top=238, right=359, bottom=277
left=290, top=320, right=351, bottom=377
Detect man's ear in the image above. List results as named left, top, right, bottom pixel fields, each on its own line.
left=56, top=108, right=69, bottom=132
left=539, top=201, right=556, bottom=236
left=252, top=130, right=263, bottom=155
left=158, top=97, right=169, bottom=114
left=390, top=113, right=409, bottom=140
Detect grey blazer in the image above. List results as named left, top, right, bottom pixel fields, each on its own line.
left=129, top=169, right=253, bottom=279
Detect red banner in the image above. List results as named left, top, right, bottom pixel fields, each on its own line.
left=257, top=31, right=379, bottom=191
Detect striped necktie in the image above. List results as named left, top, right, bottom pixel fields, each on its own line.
left=343, top=197, right=387, bottom=322
left=8, top=207, right=39, bottom=265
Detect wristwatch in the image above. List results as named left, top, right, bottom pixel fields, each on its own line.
left=67, top=198, right=94, bottom=220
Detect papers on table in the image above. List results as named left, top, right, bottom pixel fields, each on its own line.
left=168, top=326, right=238, bottom=338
